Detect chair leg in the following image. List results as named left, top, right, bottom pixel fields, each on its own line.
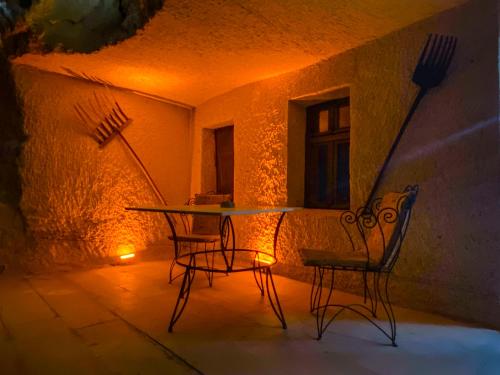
left=375, top=271, right=397, bottom=347
left=309, top=267, right=321, bottom=313
left=169, top=257, right=176, bottom=284
left=363, top=271, right=377, bottom=318
left=210, top=242, right=216, bottom=282
left=363, top=270, right=377, bottom=318
left=169, top=242, right=182, bottom=284
left=313, top=267, right=324, bottom=337
left=370, top=272, right=379, bottom=317
left=317, top=267, right=335, bottom=340
left=203, top=243, right=214, bottom=287
left=311, top=267, right=336, bottom=340
left=363, top=270, right=367, bottom=303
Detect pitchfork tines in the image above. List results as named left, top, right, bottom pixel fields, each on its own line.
left=74, top=91, right=131, bottom=147
left=412, top=34, right=457, bottom=91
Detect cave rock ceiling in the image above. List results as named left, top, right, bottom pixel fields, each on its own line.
left=7, top=0, right=466, bottom=106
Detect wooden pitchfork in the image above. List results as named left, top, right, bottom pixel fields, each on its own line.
left=365, top=34, right=457, bottom=207
left=74, top=91, right=168, bottom=206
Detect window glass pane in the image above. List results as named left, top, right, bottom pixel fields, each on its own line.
left=305, top=96, right=350, bottom=209
left=336, top=142, right=350, bottom=206
left=317, top=144, right=329, bottom=203
left=307, top=143, right=330, bottom=207
left=318, top=110, right=329, bottom=133
left=338, top=105, right=350, bottom=128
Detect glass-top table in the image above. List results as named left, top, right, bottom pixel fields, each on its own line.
left=126, top=204, right=300, bottom=332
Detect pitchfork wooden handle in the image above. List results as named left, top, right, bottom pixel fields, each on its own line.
left=117, top=133, right=168, bottom=206
left=364, top=88, right=427, bottom=208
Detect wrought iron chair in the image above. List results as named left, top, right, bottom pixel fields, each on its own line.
left=168, top=192, right=231, bottom=286
left=299, top=185, right=418, bottom=346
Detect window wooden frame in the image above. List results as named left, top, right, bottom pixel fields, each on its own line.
left=304, top=98, right=350, bottom=209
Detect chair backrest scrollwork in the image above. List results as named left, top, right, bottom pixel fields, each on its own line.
left=340, top=185, right=419, bottom=269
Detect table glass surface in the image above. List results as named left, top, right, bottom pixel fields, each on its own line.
left=126, top=204, right=301, bottom=216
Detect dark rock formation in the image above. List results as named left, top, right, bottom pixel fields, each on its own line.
left=0, top=0, right=164, bottom=55
left=0, top=50, right=27, bottom=266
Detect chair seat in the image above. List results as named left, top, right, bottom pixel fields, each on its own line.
left=299, top=248, right=377, bottom=269
left=168, top=234, right=220, bottom=243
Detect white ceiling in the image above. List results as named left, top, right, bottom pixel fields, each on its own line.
left=13, top=0, right=466, bottom=106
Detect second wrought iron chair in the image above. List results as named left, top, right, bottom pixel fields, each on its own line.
left=299, top=185, right=418, bottom=346
left=168, top=193, right=231, bottom=286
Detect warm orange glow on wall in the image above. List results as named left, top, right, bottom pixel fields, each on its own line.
left=250, top=232, right=274, bottom=253
left=251, top=232, right=276, bottom=265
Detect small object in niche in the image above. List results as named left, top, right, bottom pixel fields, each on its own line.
left=220, top=201, right=235, bottom=208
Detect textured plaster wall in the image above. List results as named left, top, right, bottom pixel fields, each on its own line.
left=12, top=65, right=191, bottom=269
left=193, top=0, right=500, bottom=327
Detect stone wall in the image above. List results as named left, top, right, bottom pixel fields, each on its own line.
left=9, top=65, right=191, bottom=270
left=192, top=0, right=500, bottom=328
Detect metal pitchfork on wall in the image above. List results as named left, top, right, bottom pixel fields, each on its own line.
left=364, top=34, right=457, bottom=207
left=74, top=91, right=168, bottom=206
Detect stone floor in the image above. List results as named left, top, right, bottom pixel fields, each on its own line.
left=0, top=260, right=499, bottom=375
